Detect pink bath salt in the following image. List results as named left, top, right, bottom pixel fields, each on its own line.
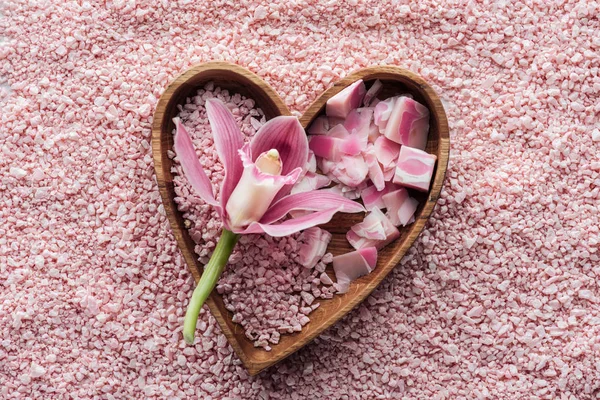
left=374, top=136, right=401, bottom=170
left=291, top=172, right=332, bottom=194
left=332, top=246, right=377, bottom=294
left=364, top=147, right=385, bottom=191
left=373, top=96, right=398, bottom=133
left=360, top=182, right=399, bottom=211
left=307, top=116, right=330, bottom=135
left=347, top=208, right=400, bottom=250
left=319, top=272, right=334, bottom=285
left=384, top=97, right=430, bottom=150
left=363, top=79, right=383, bottom=107
left=326, top=79, right=366, bottom=118
left=393, top=146, right=437, bottom=192
left=344, top=108, right=374, bottom=146
left=382, top=188, right=419, bottom=226
left=298, top=227, right=332, bottom=269
left=327, top=123, right=350, bottom=138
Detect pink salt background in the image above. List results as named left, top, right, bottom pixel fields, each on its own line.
left=1, top=0, right=599, bottom=398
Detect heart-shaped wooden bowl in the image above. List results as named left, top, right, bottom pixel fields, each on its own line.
left=152, top=62, right=449, bottom=376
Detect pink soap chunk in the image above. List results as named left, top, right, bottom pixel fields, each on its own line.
left=350, top=210, right=387, bottom=240
left=382, top=188, right=419, bottom=226
left=393, top=146, right=437, bottom=192
left=358, top=247, right=378, bottom=270
left=328, top=116, right=345, bottom=128
left=309, top=135, right=343, bottom=161
left=384, top=97, right=430, bottom=150
left=338, top=154, right=369, bottom=187
left=306, top=150, right=317, bottom=173
left=364, top=147, right=385, bottom=191
left=332, top=246, right=377, bottom=294
left=323, top=183, right=366, bottom=200
left=363, top=79, right=383, bottom=107
left=360, top=182, right=398, bottom=211
left=344, top=108, right=373, bottom=146
left=327, top=124, right=350, bottom=138
left=321, top=154, right=369, bottom=188
left=382, top=166, right=395, bottom=181
left=309, top=135, right=362, bottom=161
left=373, top=96, right=398, bottom=133
left=298, top=227, right=332, bottom=269
left=368, top=122, right=380, bottom=143
left=318, top=157, right=336, bottom=175
left=307, top=116, right=330, bottom=135
left=339, top=135, right=364, bottom=156
left=374, top=136, right=401, bottom=170
left=347, top=208, right=400, bottom=250
left=326, top=79, right=366, bottom=118
left=291, top=172, right=332, bottom=194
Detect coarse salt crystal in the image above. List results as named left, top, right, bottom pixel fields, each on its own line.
left=10, top=167, right=27, bottom=178
left=30, top=363, right=46, bottom=378
left=55, top=45, right=67, bottom=56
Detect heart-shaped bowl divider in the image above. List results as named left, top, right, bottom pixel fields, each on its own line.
left=152, top=62, right=449, bottom=376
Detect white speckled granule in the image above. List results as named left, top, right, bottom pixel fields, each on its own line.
left=169, top=84, right=335, bottom=349
left=1, top=0, right=599, bottom=398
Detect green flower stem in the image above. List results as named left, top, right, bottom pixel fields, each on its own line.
left=183, top=229, right=239, bottom=345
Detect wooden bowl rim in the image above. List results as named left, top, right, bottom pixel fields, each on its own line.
left=152, top=61, right=449, bottom=376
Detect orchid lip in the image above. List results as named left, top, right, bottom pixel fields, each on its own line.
left=255, top=149, right=283, bottom=175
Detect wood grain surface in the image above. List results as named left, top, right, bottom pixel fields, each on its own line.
left=152, top=62, right=450, bottom=376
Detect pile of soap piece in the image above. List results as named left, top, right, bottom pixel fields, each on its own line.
left=294, top=79, right=438, bottom=293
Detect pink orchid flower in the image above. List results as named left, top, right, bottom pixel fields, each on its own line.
left=177, top=98, right=364, bottom=344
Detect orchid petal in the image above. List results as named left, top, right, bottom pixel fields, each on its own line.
left=205, top=99, right=244, bottom=209
left=236, top=207, right=348, bottom=237
left=173, top=118, right=219, bottom=207
left=250, top=115, right=308, bottom=202
left=250, top=116, right=308, bottom=176
left=259, top=191, right=365, bottom=225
